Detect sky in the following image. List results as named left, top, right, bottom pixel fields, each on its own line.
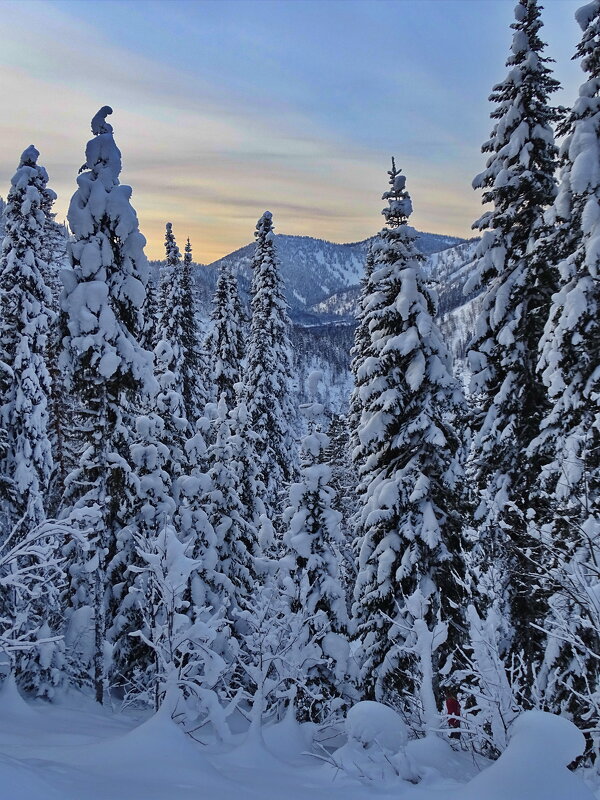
left=0, top=0, right=584, bottom=262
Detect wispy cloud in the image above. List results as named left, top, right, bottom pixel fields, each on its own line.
left=0, top=0, right=583, bottom=261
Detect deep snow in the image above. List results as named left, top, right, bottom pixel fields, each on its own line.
left=0, top=676, right=597, bottom=800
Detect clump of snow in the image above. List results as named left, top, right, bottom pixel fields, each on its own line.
left=330, top=701, right=416, bottom=784
left=575, top=1, right=599, bottom=31
left=91, top=105, right=113, bottom=135
left=346, top=700, right=408, bottom=753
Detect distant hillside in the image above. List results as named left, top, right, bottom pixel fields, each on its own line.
left=205, top=229, right=466, bottom=313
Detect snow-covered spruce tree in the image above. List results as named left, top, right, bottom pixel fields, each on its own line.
left=176, top=415, right=224, bottom=618
left=203, top=395, right=257, bottom=618
left=0, top=145, right=54, bottom=539
left=348, top=241, right=377, bottom=472
left=229, top=399, right=267, bottom=539
left=529, top=0, right=600, bottom=746
left=60, top=107, right=154, bottom=703
left=204, top=258, right=246, bottom=408
left=157, top=224, right=188, bottom=410
left=244, top=212, right=297, bottom=516
left=153, top=339, right=190, bottom=485
left=281, top=384, right=351, bottom=723
left=351, top=161, right=467, bottom=714
left=157, top=228, right=207, bottom=425
left=325, top=413, right=358, bottom=588
left=181, top=237, right=209, bottom=421
left=109, top=413, right=176, bottom=695
left=465, top=0, right=561, bottom=667
left=39, top=173, right=72, bottom=517
left=141, top=262, right=160, bottom=352
left=39, top=179, right=67, bottom=308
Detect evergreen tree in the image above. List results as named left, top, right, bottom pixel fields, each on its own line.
left=530, top=0, right=600, bottom=745
left=177, top=412, right=228, bottom=617
left=348, top=242, right=376, bottom=472
left=205, top=258, right=246, bottom=408
left=182, top=237, right=209, bottom=421
left=203, top=396, right=257, bottom=617
left=141, top=263, right=160, bottom=352
left=158, top=228, right=206, bottom=424
left=351, top=161, right=466, bottom=710
left=157, top=224, right=188, bottom=406
left=110, top=413, right=176, bottom=695
left=281, top=386, right=350, bottom=722
left=325, top=413, right=358, bottom=588
left=465, top=0, right=561, bottom=666
left=0, top=145, right=54, bottom=538
left=60, top=107, right=154, bottom=703
left=38, top=173, right=71, bottom=516
left=245, top=212, right=297, bottom=515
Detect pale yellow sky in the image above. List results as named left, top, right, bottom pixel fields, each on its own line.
left=0, top=0, right=581, bottom=262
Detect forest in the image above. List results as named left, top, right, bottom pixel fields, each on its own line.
left=0, top=1, right=599, bottom=798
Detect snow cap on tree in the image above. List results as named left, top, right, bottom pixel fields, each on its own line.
left=63, top=106, right=153, bottom=388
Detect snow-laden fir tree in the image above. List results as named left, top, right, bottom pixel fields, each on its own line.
left=110, top=413, right=177, bottom=695
left=325, top=413, right=358, bottom=589
left=38, top=171, right=72, bottom=516
left=0, top=145, right=54, bottom=539
left=351, top=161, right=466, bottom=712
left=464, top=0, right=561, bottom=667
left=176, top=415, right=224, bottom=618
left=157, top=224, right=189, bottom=418
left=153, top=339, right=190, bottom=483
left=202, top=395, right=257, bottom=619
left=157, top=228, right=207, bottom=425
left=204, top=257, right=246, bottom=408
left=229, top=399, right=267, bottom=539
left=181, top=237, right=209, bottom=421
left=348, top=241, right=377, bottom=473
left=280, top=376, right=351, bottom=723
left=141, top=262, right=160, bottom=352
left=529, top=0, right=600, bottom=747
left=244, top=211, right=297, bottom=517
left=38, top=179, right=67, bottom=308
left=60, top=107, right=154, bottom=703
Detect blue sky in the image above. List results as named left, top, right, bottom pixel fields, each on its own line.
left=0, top=0, right=583, bottom=260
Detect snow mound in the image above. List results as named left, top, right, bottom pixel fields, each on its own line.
left=345, top=700, right=408, bottom=752
left=330, top=701, right=415, bottom=785
left=510, top=709, right=586, bottom=766
left=74, top=701, right=221, bottom=785
left=262, top=710, right=317, bottom=764
left=459, top=710, right=594, bottom=800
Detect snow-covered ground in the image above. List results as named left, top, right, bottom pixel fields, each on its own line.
left=0, top=677, right=597, bottom=800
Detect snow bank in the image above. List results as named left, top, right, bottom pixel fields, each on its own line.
left=459, top=710, right=594, bottom=800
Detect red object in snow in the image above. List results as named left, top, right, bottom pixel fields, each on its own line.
left=445, top=695, right=461, bottom=731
